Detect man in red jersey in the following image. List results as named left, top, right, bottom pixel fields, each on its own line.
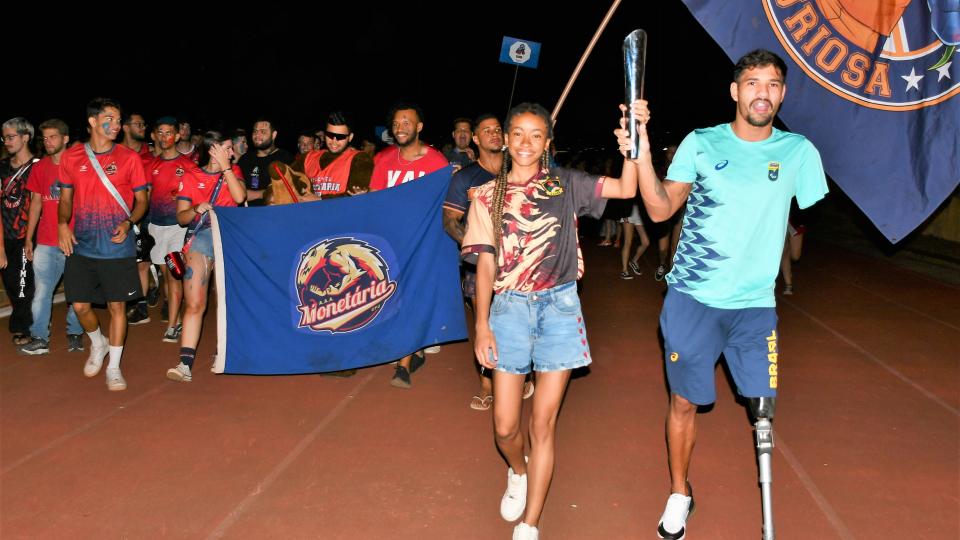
left=58, top=98, right=149, bottom=392
left=369, top=102, right=448, bottom=191
left=18, top=119, right=85, bottom=355
left=370, top=102, right=449, bottom=388
left=278, top=110, right=372, bottom=202
left=144, top=116, right=192, bottom=341
left=121, top=113, right=153, bottom=158
left=121, top=112, right=158, bottom=325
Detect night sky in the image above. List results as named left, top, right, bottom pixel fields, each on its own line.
left=8, top=2, right=735, bottom=153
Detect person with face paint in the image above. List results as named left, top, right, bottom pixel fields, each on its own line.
left=633, top=50, right=827, bottom=540
left=166, top=131, right=246, bottom=383
left=144, top=116, right=195, bottom=342
left=57, top=98, right=149, bottom=392
left=237, top=117, right=294, bottom=206
left=230, top=129, right=248, bottom=162
left=462, top=102, right=644, bottom=540
left=18, top=119, right=85, bottom=356
left=370, top=102, right=449, bottom=388
left=1, top=116, right=39, bottom=346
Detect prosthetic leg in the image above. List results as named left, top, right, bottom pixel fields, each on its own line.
left=749, top=397, right=776, bottom=540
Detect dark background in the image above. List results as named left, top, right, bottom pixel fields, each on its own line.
left=6, top=2, right=735, bottom=154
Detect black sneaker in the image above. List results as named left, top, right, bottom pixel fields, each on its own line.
left=409, top=351, right=426, bottom=374
left=128, top=305, right=151, bottom=326
left=390, top=365, right=411, bottom=389
left=147, top=285, right=160, bottom=307
left=67, top=334, right=84, bottom=352
left=160, top=301, right=169, bottom=323
left=18, top=337, right=50, bottom=356
left=619, top=271, right=633, bottom=280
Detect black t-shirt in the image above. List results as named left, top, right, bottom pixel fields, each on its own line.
left=1, top=157, right=37, bottom=241
left=237, top=148, right=294, bottom=206
left=443, top=161, right=495, bottom=222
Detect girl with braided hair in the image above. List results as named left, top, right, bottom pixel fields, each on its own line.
left=462, top=101, right=649, bottom=539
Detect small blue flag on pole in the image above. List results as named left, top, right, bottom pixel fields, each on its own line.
left=500, top=36, right=542, bottom=69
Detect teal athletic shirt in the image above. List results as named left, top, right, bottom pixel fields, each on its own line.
left=665, top=123, right=828, bottom=309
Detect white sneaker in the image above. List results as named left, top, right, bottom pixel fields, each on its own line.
left=513, top=522, right=539, bottom=540
left=500, top=466, right=527, bottom=522
left=166, top=362, right=193, bottom=383
left=657, top=488, right=694, bottom=540
left=105, top=368, right=127, bottom=391
left=83, top=337, right=109, bottom=377
left=424, top=345, right=441, bottom=354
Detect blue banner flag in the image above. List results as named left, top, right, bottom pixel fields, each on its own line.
left=210, top=167, right=467, bottom=375
left=682, top=0, right=959, bottom=243
left=500, top=36, right=542, bottom=69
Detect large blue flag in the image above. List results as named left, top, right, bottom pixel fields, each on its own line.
left=209, top=167, right=467, bottom=375
left=682, top=0, right=959, bottom=243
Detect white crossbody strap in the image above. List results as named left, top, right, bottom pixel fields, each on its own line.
left=83, top=144, right=139, bottom=234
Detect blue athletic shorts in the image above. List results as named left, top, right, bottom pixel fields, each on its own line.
left=660, top=287, right=779, bottom=405
left=490, top=281, right=592, bottom=375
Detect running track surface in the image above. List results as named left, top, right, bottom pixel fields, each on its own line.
left=1, top=239, right=957, bottom=539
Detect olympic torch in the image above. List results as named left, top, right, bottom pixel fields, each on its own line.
left=623, top=29, right=648, bottom=159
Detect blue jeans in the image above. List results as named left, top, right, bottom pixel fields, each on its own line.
left=30, top=244, right=81, bottom=340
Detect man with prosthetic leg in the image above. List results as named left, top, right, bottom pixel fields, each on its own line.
left=632, top=50, right=827, bottom=539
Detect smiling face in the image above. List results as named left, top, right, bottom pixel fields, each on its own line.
left=505, top=112, right=550, bottom=169
left=89, top=106, right=122, bottom=141
left=324, top=123, right=353, bottom=154
left=731, top=64, right=785, bottom=128
left=390, top=109, right=422, bottom=148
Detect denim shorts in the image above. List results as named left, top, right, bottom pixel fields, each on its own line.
left=490, top=281, right=592, bottom=375
left=189, top=227, right=214, bottom=259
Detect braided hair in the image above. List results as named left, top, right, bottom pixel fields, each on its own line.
left=491, top=103, right=554, bottom=255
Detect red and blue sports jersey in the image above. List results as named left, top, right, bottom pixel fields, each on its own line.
left=145, top=154, right=194, bottom=226
left=177, top=165, right=242, bottom=232
left=58, top=144, right=148, bottom=259
left=25, top=156, right=72, bottom=247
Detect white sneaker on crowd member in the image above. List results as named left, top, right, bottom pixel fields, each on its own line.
left=105, top=368, right=127, bottom=391
left=84, top=334, right=109, bottom=377
left=512, top=522, right=539, bottom=540
left=424, top=345, right=441, bottom=354
left=500, top=466, right=527, bottom=522
left=657, top=486, right=695, bottom=540
left=166, top=362, right=192, bottom=382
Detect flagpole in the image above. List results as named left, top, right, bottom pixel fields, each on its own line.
left=551, top=0, right=623, bottom=125
left=506, top=65, right=520, bottom=118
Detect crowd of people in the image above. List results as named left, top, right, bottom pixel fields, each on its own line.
left=2, top=49, right=826, bottom=539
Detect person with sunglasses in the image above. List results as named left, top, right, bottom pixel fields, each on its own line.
left=296, top=110, right=373, bottom=201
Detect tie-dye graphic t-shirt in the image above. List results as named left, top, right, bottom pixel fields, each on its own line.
left=58, top=144, right=148, bottom=259
left=462, top=168, right=607, bottom=293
